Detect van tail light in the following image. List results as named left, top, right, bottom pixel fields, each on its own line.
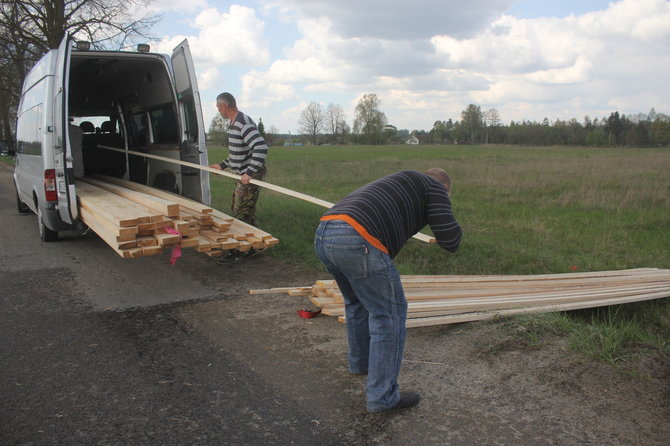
left=44, top=169, right=57, bottom=201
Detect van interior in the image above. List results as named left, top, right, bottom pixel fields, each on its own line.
left=68, top=51, right=202, bottom=198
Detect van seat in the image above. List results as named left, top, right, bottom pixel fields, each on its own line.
left=97, top=121, right=126, bottom=177
left=82, top=120, right=126, bottom=178
left=79, top=121, right=95, bottom=133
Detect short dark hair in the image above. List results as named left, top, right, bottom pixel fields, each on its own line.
left=216, top=92, right=236, bottom=108
left=424, top=168, right=452, bottom=191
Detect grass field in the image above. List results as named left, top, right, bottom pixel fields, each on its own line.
left=208, top=144, right=670, bottom=275
left=208, top=143, right=670, bottom=366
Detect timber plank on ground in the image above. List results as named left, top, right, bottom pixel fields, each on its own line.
left=250, top=268, right=670, bottom=328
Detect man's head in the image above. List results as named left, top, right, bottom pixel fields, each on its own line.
left=216, top=92, right=238, bottom=120
left=424, top=168, right=452, bottom=194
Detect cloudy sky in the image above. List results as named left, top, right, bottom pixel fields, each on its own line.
left=147, top=0, right=670, bottom=134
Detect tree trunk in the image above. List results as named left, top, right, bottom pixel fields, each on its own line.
left=46, top=0, right=67, bottom=49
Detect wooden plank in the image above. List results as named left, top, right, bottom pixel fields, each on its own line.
left=136, top=236, right=157, bottom=247
left=80, top=177, right=180, bottom=217
left=180, top=237, right=199, bottom=248
left=264, top=237, right=280, bottom=247
left=248, top=286, right=313, bottom=295
left=79, top=206, right=140, bottom=258
left=141, top=245, right=163, bottom=256
left=405, top=290, right=670, bottom=328
left=91, top=174, right=213, bottom=214
left=76, top=181, right=161, bottom=227
left=79, top=204, right=132, bottom=242
left=170, top=219, right=191, bottom=235
left=154, top=233, right=181, bottom=247
left=219, top=239, right=240, bottom=250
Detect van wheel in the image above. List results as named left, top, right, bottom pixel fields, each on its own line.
left=37, top=206, right=58, bottom=242
left=15, top=188, right=31, bottom=214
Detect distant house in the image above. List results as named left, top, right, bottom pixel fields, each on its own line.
left=405, top=135, right=420, bottom=145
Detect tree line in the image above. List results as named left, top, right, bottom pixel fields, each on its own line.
left=433, top=104, right=670, bottom=147
left=212, top=95, right=669, bottom=148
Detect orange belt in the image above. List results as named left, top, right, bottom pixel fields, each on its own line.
left=320, top=214, right=389, bottom=255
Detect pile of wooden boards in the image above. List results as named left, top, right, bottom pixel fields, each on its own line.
left=250, top=268, right=670, bottom=328
left=76, top=175, right=278, bottom=259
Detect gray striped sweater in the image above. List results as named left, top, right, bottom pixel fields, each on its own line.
left=219, top=112, right=268, bottom=176
left=323, top=170, right=463, bottom=258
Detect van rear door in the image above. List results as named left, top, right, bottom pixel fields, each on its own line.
left=53, top=34, right=77, bottom=223
left=170, top=40, right=210, bottom=205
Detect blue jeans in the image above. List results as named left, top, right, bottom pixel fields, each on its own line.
left=314, top=220, right=408, bottom=412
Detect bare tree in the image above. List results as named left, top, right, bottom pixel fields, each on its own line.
left=1, top=0, right=160, bottom=51
left=265, top=124, right=280, bottom=146
left=326, top=103, right=346, bottom=144
left=0, top=0, right=160, bottom=148
left=299, top=102, right=326, bottom=145
left=483, top=108, right=501, bottom=144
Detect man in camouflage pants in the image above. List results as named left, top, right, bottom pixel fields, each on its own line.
left=209, top=92, right=269, bottom=262
left=231, top=166, right=266, bottom=226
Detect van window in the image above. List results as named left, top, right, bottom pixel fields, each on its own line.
left=182, top=97, right=198, bottom=141
left=128, top=113, right=148, bottom=146
left=71, top=116, right=119, bottom=134
left=16, top=104, right=43, bottom=156
left=149, top=106, right=179, bottom=144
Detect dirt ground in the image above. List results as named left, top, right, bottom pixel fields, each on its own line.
left=175, top=255, right=670, bottom=446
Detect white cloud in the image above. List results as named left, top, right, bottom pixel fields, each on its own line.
left=578, top=0, right=670, bottom=41
left=158, top=0, right=670, bottom=132
left=265, top=0, right=516, bottom=39
left=152, top=5, right=270, bottom=67
left=149, top=0, right=209, bottom=13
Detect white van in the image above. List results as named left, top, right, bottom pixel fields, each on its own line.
left=13, top=35, right=210, bottom=241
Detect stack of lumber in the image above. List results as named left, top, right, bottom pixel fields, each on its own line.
left=76, top=175, right=279, bottom=259
left=250, top=268, right=670, bottom=328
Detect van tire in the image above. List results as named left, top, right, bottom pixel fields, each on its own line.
left=37, top=206, right=58, bottom=242
left=16, top=189, right=31, bottom=214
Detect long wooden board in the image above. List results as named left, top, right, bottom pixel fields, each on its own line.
left=79, top=177, right=180, bottom=217
left=76, top=181, right=162, bottom=227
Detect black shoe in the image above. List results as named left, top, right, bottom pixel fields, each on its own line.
left=371, top=392, right=421, bottom=414
left=216, top=250, right=246, bottom=264
left=216, top=248, right=266, bottom=264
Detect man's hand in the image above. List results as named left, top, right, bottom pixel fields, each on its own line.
left=240, top=173, right=252, bottom=184
left=209, top=163, right=222, bottom=170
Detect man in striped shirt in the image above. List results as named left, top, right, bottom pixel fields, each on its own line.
left=209, top=92, right=268, bottom=226
left=314, top=169, right=462, bottom=414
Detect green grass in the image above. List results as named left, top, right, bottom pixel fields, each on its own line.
left=0, top=155, right=14, bottom=166
left=208, top=144, right=670, bottom=274
left=207, top=144, right=670, bottom=366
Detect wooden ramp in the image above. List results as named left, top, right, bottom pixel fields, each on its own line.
left=76, top=175, right=278, bottom=259
left=250, top=268, right=670, bottom=327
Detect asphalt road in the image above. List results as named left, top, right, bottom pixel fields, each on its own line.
left=0, top=163, right=344, bottom=445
